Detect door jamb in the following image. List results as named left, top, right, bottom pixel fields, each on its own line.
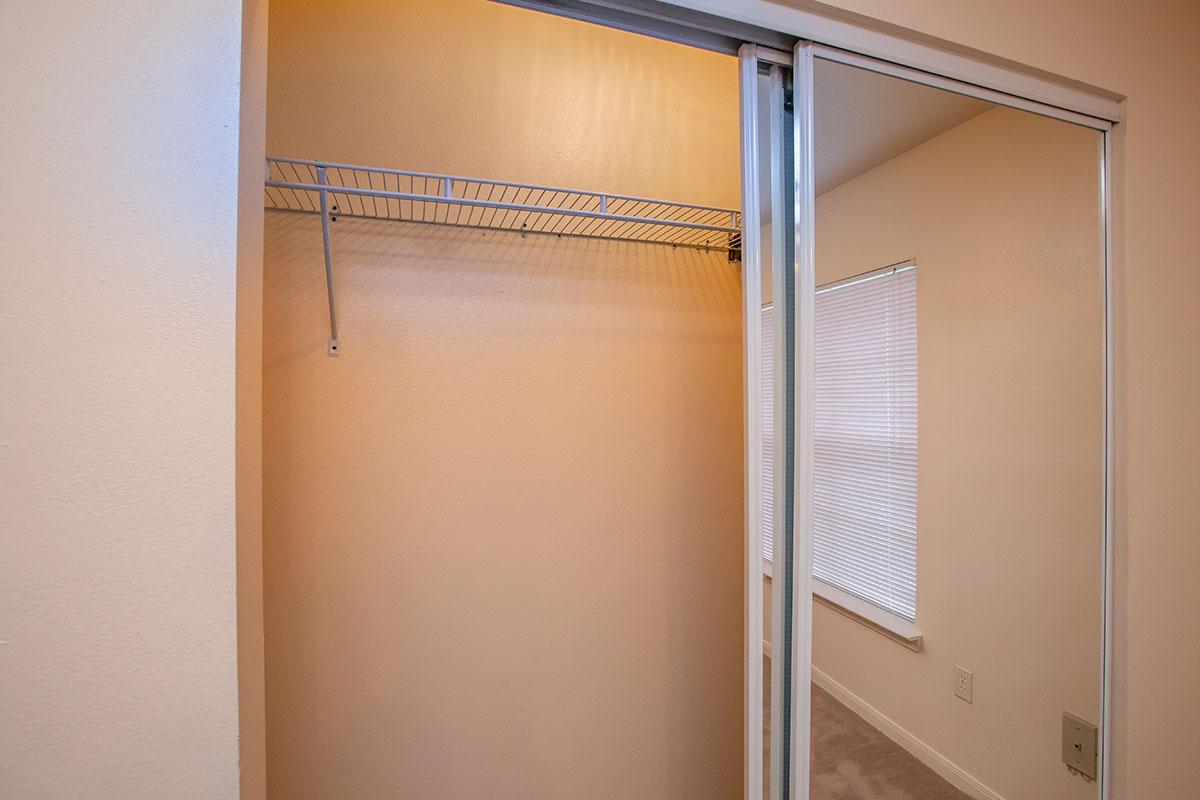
left=737, top=43, right=767, bottom=800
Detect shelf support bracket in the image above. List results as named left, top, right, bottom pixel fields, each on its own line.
left=316, top=166, right=340, bottom=356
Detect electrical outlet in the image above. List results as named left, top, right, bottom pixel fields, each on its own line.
left=954, top=665, right=973, bottom=703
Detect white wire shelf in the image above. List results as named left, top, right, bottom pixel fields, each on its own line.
left=264, top=157, right=742, bottom=253
left=263, top=156, right=743, bottom=356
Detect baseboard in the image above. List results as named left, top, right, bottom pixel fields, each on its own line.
left=811, top=666, right=1006, bottom=800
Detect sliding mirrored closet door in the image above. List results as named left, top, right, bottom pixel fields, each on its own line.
left=802, top=50, right=1107, bottom=800
left=741, top=42, right=807, bottom=800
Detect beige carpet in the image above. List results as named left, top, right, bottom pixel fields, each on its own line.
left=765, top=657, right=970, bottom=800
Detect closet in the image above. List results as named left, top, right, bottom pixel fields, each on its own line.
left=261, top=2, right=745, bottom=799
left=261, top=4, right=1114, bottom=800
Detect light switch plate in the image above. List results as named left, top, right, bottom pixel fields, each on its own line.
left=1062, top=712, right=1098, bottom=781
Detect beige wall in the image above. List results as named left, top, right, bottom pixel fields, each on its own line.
left=7, top=2, right=1198, bottom=798
left=812, top=106, right=1103, bottom=800
left=263, top=2, right=743, bottom=799
left=793, top=4, right=1200, bottom=796
left=266, top=0, right=740, bottom=209
left=0, top=1, right=254, bottom=798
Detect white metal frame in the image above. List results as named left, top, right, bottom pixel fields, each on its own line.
left=798, top=44, right=1116, bottom=800
left=742, top=45, right=806, bottom=800
left=737, top=45, right=766, bottom=800
left=767, top=56, right=790, bottom=800
left=501, top=4, right=1122, bottom=798
left=792, top=41, right=816, bottom=800
left=1100, top=116, right=1115, bottom=799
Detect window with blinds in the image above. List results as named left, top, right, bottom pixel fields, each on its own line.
left=813, top=264, right=917, bottom=622
left=761, top=305, right=775, bottom=566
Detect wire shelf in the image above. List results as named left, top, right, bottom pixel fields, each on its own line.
left=265, top=157, right=742, bottom=252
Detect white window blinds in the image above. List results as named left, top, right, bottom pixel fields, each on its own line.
left=761, top=304, right=775, bottom=565
left=813, top=265, right=917, bottom=621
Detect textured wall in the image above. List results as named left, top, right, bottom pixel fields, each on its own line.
left=0, top=1, right=248, bottom=798
left=263, top=2, right=744, bottom=798
left=266, top=0, right=740, bottom=209
left=238, top=0, right=270, bottom=798
left=813, top=106, right=1103, bottom=800
left=10, top=0, right=1195, bottom=796
left=262, top=216, right=744, bottom=800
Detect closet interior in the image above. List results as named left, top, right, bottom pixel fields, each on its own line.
left=261, top=2, right=744, bottom=799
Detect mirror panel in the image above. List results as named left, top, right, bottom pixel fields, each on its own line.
left=806, top=56, right=1105, bottom=800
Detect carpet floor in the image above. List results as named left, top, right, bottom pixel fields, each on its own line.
left=765, top=657, right=970, bottom=800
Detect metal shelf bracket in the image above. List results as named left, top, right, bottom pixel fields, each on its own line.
left=315, top=165, right=339, bottom=357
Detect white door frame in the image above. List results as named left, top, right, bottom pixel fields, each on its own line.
left=502, top=3, right=1120, bottom=798
left=789, top=42, right=1115, bottom=800
left=790, top=39, right=816, bottom=800
left=737, top=44, right=766, bottom=800
left=740, top=43, right=813, bottom=800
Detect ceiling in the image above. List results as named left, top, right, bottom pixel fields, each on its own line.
left=814, top=58, right=990, bottom=196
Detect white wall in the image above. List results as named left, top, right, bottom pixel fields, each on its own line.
left=812, top=106, right=1103, bottom=800
left=0, top=1, right=258, bottom=798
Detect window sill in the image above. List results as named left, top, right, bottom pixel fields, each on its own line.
left=812, top=580, right=923, bottom=653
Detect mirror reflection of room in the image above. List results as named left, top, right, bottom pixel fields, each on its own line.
left=781, top=59, right=1104, bottom=800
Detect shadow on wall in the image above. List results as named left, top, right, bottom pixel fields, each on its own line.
left=263, top=212, right=742, bottom=355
